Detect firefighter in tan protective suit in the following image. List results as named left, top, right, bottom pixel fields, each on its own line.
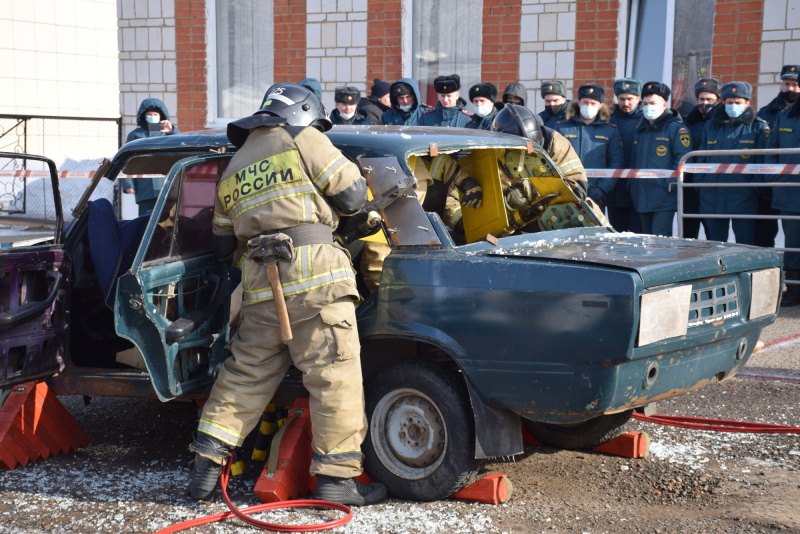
left=491, top=103, right=607, bottom=224
left=187, top=83, right=387, bottom=506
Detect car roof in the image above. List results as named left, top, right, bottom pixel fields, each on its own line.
left=106, top=125, right=534, bottom=178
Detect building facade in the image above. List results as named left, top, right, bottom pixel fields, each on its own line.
left=2, top=1, right=798, bottom=141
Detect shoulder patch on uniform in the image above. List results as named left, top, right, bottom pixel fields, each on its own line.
left=680, top=132, right=690, bottom=148
left=678, top=126, right=689, bottom=134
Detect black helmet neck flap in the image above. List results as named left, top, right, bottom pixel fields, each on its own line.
left=491, top=104, right=544, bottom=147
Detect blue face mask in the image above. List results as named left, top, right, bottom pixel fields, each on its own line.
left=725, top=103, right=746, bottom=118
left=642, top=104, right=663, bottom=121
left=145, top=114, right=161, bottom=124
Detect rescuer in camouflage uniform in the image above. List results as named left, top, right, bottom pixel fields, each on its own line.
left=187, top=83, right=386, bottom=506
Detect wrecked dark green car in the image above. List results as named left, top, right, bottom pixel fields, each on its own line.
left=0, top=126, right=782, bottom=500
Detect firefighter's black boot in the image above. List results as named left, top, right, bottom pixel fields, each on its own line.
left=188, top=454, right=224, bottom=500
left=313, top=475, right=388, bottom=506
left=187, top=435, right=232, bottom=500
left=781, top=271, right=800, bottom=307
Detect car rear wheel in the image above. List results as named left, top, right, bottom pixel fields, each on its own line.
left=523, top=410, right=633, bottom=450
left=363, top=361, right=482, bottom=501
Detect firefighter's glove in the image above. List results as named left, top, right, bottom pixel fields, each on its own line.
left=454, top=176, right=482, bottom=209
left=504, top=180, right=533, bottom=211
left=337, top=210, right=382, bottom=245
left=572, top=180, right=588, bottom=201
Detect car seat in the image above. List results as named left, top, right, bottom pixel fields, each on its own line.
left=86, top=198, right=149, bottom=308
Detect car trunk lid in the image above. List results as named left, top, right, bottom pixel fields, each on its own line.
left=479, top=229, right=779, bottom=287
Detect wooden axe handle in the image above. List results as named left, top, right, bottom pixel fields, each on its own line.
left=266, top=263, right=293, bottom=342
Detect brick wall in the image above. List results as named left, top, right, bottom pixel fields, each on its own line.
left=519, top=0, right=576, bottom=114
left=573, top=0, right=620, bottom=103
left=482, top=0, right=521, bottom=94
left=367, top=0, right=403, bottom=84
left=758, top=0, right=798, bottom=107
left=306, top=0, right=368, bottom=109
left=119, top=0, right=178, bottom=137
left=274, top=0, right=307, bottom=84
left=713, top=0, right=764, bottom=106
left=175, top=0, right=205, bottom=132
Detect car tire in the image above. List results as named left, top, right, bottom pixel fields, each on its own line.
left=363, top=361, right=482, bottom=501
left=523, top=410, right=633, bottom=450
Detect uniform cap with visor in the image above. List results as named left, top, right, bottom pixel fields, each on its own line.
left=491, top=104, right=545, bottom=147
left=227, top=83, right=332, bottom=149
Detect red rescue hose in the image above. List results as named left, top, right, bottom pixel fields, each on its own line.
left=153, top=459, right=352, bottom=534
left=632, top=413, right=800, bottom=434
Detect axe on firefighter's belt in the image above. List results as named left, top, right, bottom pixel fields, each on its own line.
left=247, top=233, right=295, bottom=342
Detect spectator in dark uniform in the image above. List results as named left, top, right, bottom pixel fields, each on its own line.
left=330, top=86, right=373, bottom=125
left=381, top=78, right=431, bottom=126
left=357, top=78, right=391, bottom=125
left=758, top=65, right=800, bottom=129
left=554, top=83, right=623, bottom=208
left=630, top=82, right=692, bottom=237
left=756, top=65, right=799, bottom=248
left=420, top=74, right=471, bottom=127
left=682, top=78, right=722, bottom=239
left=538, top=81, right=569, bottom=128
left=607, top=78, right=643, bottom=232
left=465, top=83, right=499, bottom=130
left=695, top=81, right=770, bottom=246
left=765, top=94, right=800, bottom=306
left=502, top=83, right=528, bottom=107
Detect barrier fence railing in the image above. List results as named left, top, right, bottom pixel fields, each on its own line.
left=0, top=115, right=122, bottom=223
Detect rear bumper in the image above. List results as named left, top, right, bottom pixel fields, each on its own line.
left=512, top=327, right=764, bottom=424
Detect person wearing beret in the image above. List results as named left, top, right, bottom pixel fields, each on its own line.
left=606, top=78, right=643, bottom=233
left=465, top=83, right=499, bottom=130
left=764, top=91, right=800, bottom=306
left=629, top=81, right=692, bottom=237
left=681, top=78, right=722, bottom=239
left=502, top=83, right=528, bottom=107
left=420, top=74, right=471, bottom=128
left=381, top=78, right=432, bottom=126
left=554, top=83, right=623, bottom=209
left=330, top=86, right=374, bottom=125
left=357, top=78, right=391, bottom=125
left=538, top=81, right=570, bottom=129
left=756, top=65, right=799, bottom=248
left=694, top=81, right=769, bottom=247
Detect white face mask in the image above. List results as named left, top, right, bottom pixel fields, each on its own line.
left=339, top=110, right=356, bottom=120
left=145, top=114, right=161, bottom=124
left=398, top=103, right=413, bottom=112
left=579, top=105, right=599, bottom=120
left=473, top=103, right=494, bottom=117
left=725, top=103, right=746, bottom=118
left=642, top=104, right=663, bottom=121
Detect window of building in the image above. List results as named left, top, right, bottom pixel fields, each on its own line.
left=208, top=1, right=275, bottom=125
left=625, top=0, right=714, bottom=115
left=410, top=0, right=483, bottom=106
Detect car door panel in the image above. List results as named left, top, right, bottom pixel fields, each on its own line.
left=115, top=155, right=232, bottom=401
left=0, top=153, right=67, bottom=389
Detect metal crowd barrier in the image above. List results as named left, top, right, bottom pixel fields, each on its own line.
left=585, top=148, right=800, bottom=286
